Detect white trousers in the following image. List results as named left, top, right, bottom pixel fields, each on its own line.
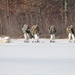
left=68, top=33, right=75, bottom=42
left=50, top=34, right=55, bottom=41
left=32, top=34, right=39, bottom=42
left=24, top=33, right=30, bottom=42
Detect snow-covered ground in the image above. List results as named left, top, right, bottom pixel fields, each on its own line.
left=0, top=39, right=75, bottom=75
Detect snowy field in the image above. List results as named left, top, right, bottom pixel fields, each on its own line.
left=0, top=39, right=75, bottom=75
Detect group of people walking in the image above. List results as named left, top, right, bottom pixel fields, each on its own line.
left=0, top=24, right=74, bottom=43
left=22, top=24, right=75, bottom=43
left=22, top=24, right=40, bottom=43
left=0, top=24, right=75, bottom=43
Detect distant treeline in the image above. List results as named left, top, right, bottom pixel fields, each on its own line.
left=0, top=0, right=75, bottom=38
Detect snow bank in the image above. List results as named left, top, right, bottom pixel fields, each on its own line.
left=0, top=39, right=75, bottom=75
left=0, top=39, right=75, bottom=59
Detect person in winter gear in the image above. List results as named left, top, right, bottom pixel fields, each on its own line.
left=66, top=25, right=75, bottom=42
left=31, top=25, right=40, bottom=42
left=49, top=25, right=57, bottom=42
left=22, top=24, right=31, bottom=42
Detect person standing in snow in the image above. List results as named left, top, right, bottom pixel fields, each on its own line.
left=31, top=25, right=40, bottom=42
left=22, top=24, right=31, bottom=42
left=66, top=25, right=75, bottom=42
left=49, top=25, right=57, bottom=42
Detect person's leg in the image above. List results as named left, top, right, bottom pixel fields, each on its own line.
left=68, top=33, right=72, bottom=42
left=53, top=34, right=55, bottom=42
left=34, top=34, right=39, bottom=42
left=31, top=37, right=35, bottom=42
left=50, top=34, right=53, bottom=42
left=27, top=33, right=30, bottom=42
left=24, top=33, right=28, bottom=42
left=72, top=34, right=75, bottom=42
left=36, top=35, right=39, bottom=42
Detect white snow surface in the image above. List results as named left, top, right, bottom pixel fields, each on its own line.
left=0, top=39, right=75, bottom=75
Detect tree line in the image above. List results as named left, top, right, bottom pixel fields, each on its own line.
left=0, top=0, right=75, bottom=38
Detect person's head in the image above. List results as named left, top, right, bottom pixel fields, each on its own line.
left=52, top=25, right=55, bottom=28
left=35, top=25, right=38, bottom=28
left=70, top=25, right=73, bottom=28
left=36, top=25, right=38, bottom=27
left=24, top=24, right=27, bottom=26
left=32, top=25, right=35, bottom=27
